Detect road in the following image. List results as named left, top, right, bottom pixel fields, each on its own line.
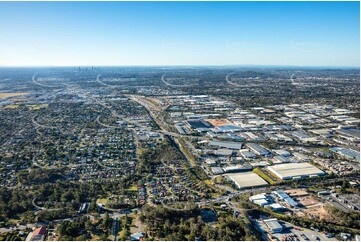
left=31, top=115, right=57, bottom=129
left=111, top=218, right=120, bottom=241
left=290, top=73, right=304, bottom=86
left=96, top=115, right=120, bottom=128
left=95, top=74, right=116, bottom=88
left=32, top=197, right=64, bottom=214
left=226, top=72, right=241, bottom=87
left=161, top=73, right=191, bottom=88
left=32, top=74, right=64, bottom=88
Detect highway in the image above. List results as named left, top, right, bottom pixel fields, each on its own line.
left=31, top=115, right=57, bottom=129
left=96, top=115, right=120, bottom=129
left=32, top=74, right=65, bottom=88
left=95, top=74, right=116, bottom=88
left=161, top=73, right=191, bottom=88
left=225, top=72, right=242, bottom=87
left=290, top=73, right=304, bottom=86
left=32, top=197, right=64, bottom=213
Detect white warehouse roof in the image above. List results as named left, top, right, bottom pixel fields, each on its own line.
left=267, top=163, right=325, bottom=180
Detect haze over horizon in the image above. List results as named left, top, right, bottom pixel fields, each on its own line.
left=0, top=1, right=359, bottom=67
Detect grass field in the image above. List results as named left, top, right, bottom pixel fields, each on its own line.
left=96, top=198, right=109, bottom=204
left=0, top=93, right=28, bottom=99
left=253, top=167, right=276, bottom=185
left=126, top=185, right=138, bottom=191
left=27, top=104, right=48, bottom=110
left=7, top=219, right=20, bottom=226
left=4, top=104, right=19, bottom=109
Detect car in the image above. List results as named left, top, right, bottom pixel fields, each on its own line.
left=325, top=233, right=334, bottom=238
left=300, top=233, right=308, bottom=240
left=312, top=235, right=320, bottom=241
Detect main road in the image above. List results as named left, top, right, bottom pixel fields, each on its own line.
left=161, top=73, right=192, bottom=88
left=225, top=72, right=242, bottom=87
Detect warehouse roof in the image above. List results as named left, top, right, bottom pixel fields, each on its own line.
left=228, top=172, right=268, bottom=189
left=273, top=149, right=291, bottom=157
left=249, top=193, right=267, bottom=201
left=264, top=218, right=283, bottom=231
left=273, top=190, right=298, bottom=207
left=187, top=120, right=213, bottom=129
left=211, top=167, right=224, bottom=175
left=216, top=125, right=242, bottom=132
left=223, top=165, right=253, bottom=173
left=268, top=163, right=325, bottom=180
left=246, top=143, right=270, bottom=155
left=209, top=140, right=243, bottom=150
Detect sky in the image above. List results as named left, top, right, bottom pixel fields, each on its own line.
left=0, top=1, right=359, bottom=67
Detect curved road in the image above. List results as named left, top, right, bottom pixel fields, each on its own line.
left=32, top=115, right=57, bottom=129
left=226, top=72, right=242, bottom=87
left=96, top=74, right=116, bottom=88
left=290, top=73, right=296, bottom=85
left=32, top=74, right=65, bottom=88
left=161, top=73, right=192, bottom=88
left=32, top=197, right=64, bottom=213
left=96, top=115, right=120, bottom=129
left=290, top=73, right=303, bottom=86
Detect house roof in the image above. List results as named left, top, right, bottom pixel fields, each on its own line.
left=33, top=227, right=46, bottom=236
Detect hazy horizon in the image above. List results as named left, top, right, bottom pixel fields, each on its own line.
left=0, top=64, right=359, bottom=69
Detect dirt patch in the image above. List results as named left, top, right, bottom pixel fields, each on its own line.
left=0, top=93, right=28, bottom=99
left=205, top=119, right=233, bottom=127
left=293, top=194, right=334, bottom=220
left=298, top=195, right=319, bottom=207
left=130, top=215, right=146, bottom=234
left=285, top=189, right=309, bottom=197
left=303, top=204, right=332, bottom=221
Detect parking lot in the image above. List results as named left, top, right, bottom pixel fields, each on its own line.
left=273, top=221, right=337, bottom=241
left=257, top=220, right=337, bottom=241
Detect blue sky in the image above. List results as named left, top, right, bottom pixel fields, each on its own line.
left=0, top=1, right=359, bottom=67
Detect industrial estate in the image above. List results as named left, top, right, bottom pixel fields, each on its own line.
left=0, top=66, right=359, bottom=241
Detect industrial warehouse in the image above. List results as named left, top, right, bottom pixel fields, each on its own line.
left=227, top=172, right=268, bottom=189
left=267, top=163, right=326, bottom=180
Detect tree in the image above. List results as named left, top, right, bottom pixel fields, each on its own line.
left=21, top=211, right=36, bottom=223
left=101, top=212, right=112, bottom=231
left=75, top=235, right=87, bottom=241
left=58, top=235, right=73, bottom=241
left=89, top=199, right=97, bottom=212
left=100, top=234, right=108, bottom=241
